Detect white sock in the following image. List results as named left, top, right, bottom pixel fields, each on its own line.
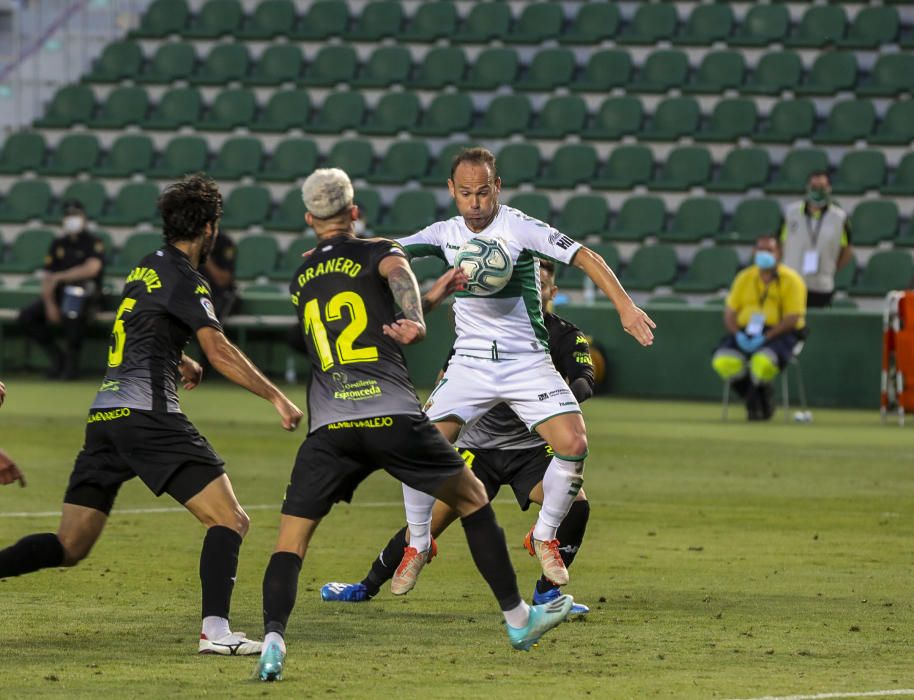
left=533, top=455, right=585, bottom=542
left=202, top=616, right=231, bottom=640
left=503, top=601, right=531, bottom=629
left=402, top=483, right=434, bottom=553
left=262, top=631, right=286, bottom=655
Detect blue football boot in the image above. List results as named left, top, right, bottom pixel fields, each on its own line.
left=320, top=582, right=370, bottom=602
left=533, top=584, right=590, bottom=615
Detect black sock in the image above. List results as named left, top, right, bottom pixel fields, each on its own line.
left=460, top=503, right=521, bottom=612
left=0, top=533, right=64, bottom=578
left=262, top=551, right=303, bottom=637
left=537, top=500, right=591, bottom=594
left=361, top=526, right=408, bottom=597
left=199, top=526, right=242, bottom=621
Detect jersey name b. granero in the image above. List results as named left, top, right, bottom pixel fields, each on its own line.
left=291, top=234, right=422, bottom=433
left=91, top=245, right=223, bottom=413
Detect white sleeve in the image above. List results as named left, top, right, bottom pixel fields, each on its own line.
left=399, top=223, right=447, bottom=260
left=512, top=214, right=582, bottom=265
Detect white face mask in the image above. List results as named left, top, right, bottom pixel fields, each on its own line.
left=63, top=215, right=84, bottom=234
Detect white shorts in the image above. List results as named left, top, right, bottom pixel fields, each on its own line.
left=424, top=351, right=581, bottom=433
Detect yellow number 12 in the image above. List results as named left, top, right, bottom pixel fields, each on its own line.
left=303, top=291, right=378, bottom=371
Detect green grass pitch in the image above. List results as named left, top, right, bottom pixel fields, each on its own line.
left=1, top=378, right=913, bottom=699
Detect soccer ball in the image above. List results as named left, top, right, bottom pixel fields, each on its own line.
left=454, top=235, right=513, bottom=296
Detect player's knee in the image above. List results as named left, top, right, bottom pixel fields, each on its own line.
left=57, top=536, right=93, bottom=567
left=556, top=435, right=588, bottom=461
left=230, top=508, right=251, bottom=538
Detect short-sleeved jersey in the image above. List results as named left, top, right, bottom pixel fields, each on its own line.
left=457, top=312, right=595, bottom=450
left=91, top=245, right=223, bottom=413
left=726, top=263, right=807, bottom=331
left=45, top=231, right=105, bottom=288
left=290, top=234, right=423, bottom=433
left=399, top=206, right=582, bottom=355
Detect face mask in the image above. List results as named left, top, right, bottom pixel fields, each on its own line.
left=806, top=187, right=830, bottom=207
left=63, top=215, right=83, bottom=234
left=754, top=251, right=777, bottom=270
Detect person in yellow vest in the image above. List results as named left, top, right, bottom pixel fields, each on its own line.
left=711, top=236, right=807, bottom=420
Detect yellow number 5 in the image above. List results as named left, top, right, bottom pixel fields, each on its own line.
left=107, top=298, right=137, bottom=367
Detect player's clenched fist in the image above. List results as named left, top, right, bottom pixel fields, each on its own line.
left=619, top=304, right=656, bottom=347
left=382, top=319, right=427, bottom=345
left=274, top=397, right=304, bottom=432
left=0, top=449, right=25, bottom=487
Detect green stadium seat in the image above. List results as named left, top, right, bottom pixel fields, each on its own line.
left=0, top=132, right=46, bottom=174
left=244, top=45, right=303, bottom=86
left=742, top=51, right=802, bottom=95
left=292, top=1, right=348, bottom=40
left=849, top=201, right=898, bottom=246
left=640, top=97, right=699, bottom=141
left=617, top=4, right=677, bottom=45
left=148, top=135, right=208, bottom=179
left=132, top=0, right=188, bottom=38
left=471, top=95, right=532, bottom=138
left=536, top=145, right=598, bottom=189
left=882, top=153, right=914, bottom=196
left=299, top=45, right=357, bottom=87
left=220, top=186, right=271, bottom=230
left=730, top=5, right=789, bottom=47
left=754, top=99, right=815, bottom=143
left=265, top=188, right=306, bottom=233
left=554, top=195, right=608, bottom=238
left=647, top=295, right=688, bottom=306
left=582, top=97, right=643, bottom=141
left=850, top=251, right=914, bottom=297
left=93, top=135, right=155, bottom=178
left=190, top=44, right=250, bottom=86
left=143, top=87, right=202, bottom=130
left=34, top=85, right=94, bottom=128
left=897, top=222, right=914, bottom=249
left=408, top=47, right=466, bottom=89
left=765, top=149, right=829, bottom=194
left=706, top=148, right=770, bottom=193
left=39, top=134, right=100, bottom=176
left=649, top=147, right=712, bottom=192
left=183, top=0, right=242, bottom=39
left=44, top=180, right=107, bottom=223
left=592, top=145, right=653, bottom=190
left=869, top=100, right=914, bottom=146
left=237, top=0, right=295, bottom=40
left=830, top=297, right=857, bottom=309
left=605, top=196, right=665, bottom=242
left=695, top=98, right=758, bottom=142
left=420, top=142, right=471, bottom=187
left=496, top=144, right=541, bottom=187
left=411, top=256, right=447, bottom=283
left=570, top=50, right=632, bottom=93
left=359, top=93, right=420, bottom=136
left=308, top=92, right=365, bottom=134
left=795, top=53, right=858, bottom=96
left=515, top=48, right=575, bottom=92
left=453, top=3, right=511, bottom=43
left=368, top=141, right=431, bottom=185
left=251, top=89, right=309, bottom=133
left=270, top=238, right=315, bottom=280
left=834, top=255, right=857, bottom=290
left=718, top=199, right=782, bottom=244
left=0, top=180, right=52, bottom=222
left=673, top=246, right=740, bottom=293
left=0, top=228, right=55, bottom=273
left=197, top=89, right=256, bottom=131
left=400, top=1, right=457, bottom=42
left=560, top=3, right=619, bottom=45
left=135, top=41, right=196, bottom=84
left=857, top=55, right=914, bottom=97
left=559, top=243, right=619, bottom=289
left=505, top=3, right=563, bottom=44
left=683, top=51, right=746, bottom=94
left=830, top=151, right=886, bottom=195
left=628, top=50, right=688, bottom=93
left=661, top=199, right=724, bottom=244
left=674, top=4, right=734, bottom=45
left=208, top=137, right=263, bottom=180
left=89, top=86, right=149, bottom=129
left=813, top=100, right=876, bottom=145
left=108, top=232, right=163, bottom=276
left=345, top=1, right=403, bottom=41
left=351, top=46, right=411, bottom=88
left=508, top=193, right=551, bottom=223
left=618, top=244, right=678, bottom=291
left=374, top=191, right=437, bottom=237
left=235, top=235, right=279, bottom=280
left=356, top=188, right=382, bottom=229
left=85, top=40, right=143, bottom=83
left=98, top=183, right=160, bottom=227
left=413, top=94, right=473, bottom=137
left=839, top=7, right=900, bottom=49
left=785, top=5, right=847, bottom=48
left=459, top=48, right=518, bottom=90
left=260, top=139, right=318, bottom=183
left=527, top=96, right=587, bottom=140
left=325, top=139, right=374, bottom=180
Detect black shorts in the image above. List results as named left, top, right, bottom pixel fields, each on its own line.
left=457, top=444, right=553, bottom=511
left=64, top=408, right=225, bottom=515
left=282, top=414, right=466, bottom=520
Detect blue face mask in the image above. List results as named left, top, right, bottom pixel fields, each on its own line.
left=754, top=251, right=777, bottom=270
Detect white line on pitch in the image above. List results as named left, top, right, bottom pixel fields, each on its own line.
left=0, top=502, right=403, bottom=518
left=726, top=689, right=914, bottom=700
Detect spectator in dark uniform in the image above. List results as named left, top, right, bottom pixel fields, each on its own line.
left=200, top=231, right=237, bottom=321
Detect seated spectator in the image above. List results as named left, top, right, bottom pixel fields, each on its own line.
left=711, top=235, right=807, bottom=421
left=200, top=230, right=237, bottom=321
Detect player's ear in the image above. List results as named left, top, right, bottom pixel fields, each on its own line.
left=305, top=211, right=313, bottom=227
left=350, top=204, right=360, bottom=222
left=447, top=179, right=456, bottom=199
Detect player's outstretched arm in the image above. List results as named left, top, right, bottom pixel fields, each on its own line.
left=0, top=449, right=25, bottom=487
left=421, top=268, right=468, bottom=314
left=196, top=327, right=303, bottom=431
left=379, top=255, right=427, bottom=345
left=572, top=247, right=656, bottom=347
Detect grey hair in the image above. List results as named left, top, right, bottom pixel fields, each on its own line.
left=300, top=168, right=354, bottom=218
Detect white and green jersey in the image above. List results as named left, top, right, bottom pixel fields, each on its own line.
left=400, top=205, right=582, bottom=355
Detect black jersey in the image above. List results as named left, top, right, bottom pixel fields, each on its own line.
left=456, top=312, right=594, bottom=450
left=290, top=234, right=422, bottom=433
left=45, top=230, right=105, bottom=290
left=91, top=245, right=223, bottom=413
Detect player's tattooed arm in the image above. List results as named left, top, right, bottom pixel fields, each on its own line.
left=378, top=255, right=426, bottom=345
